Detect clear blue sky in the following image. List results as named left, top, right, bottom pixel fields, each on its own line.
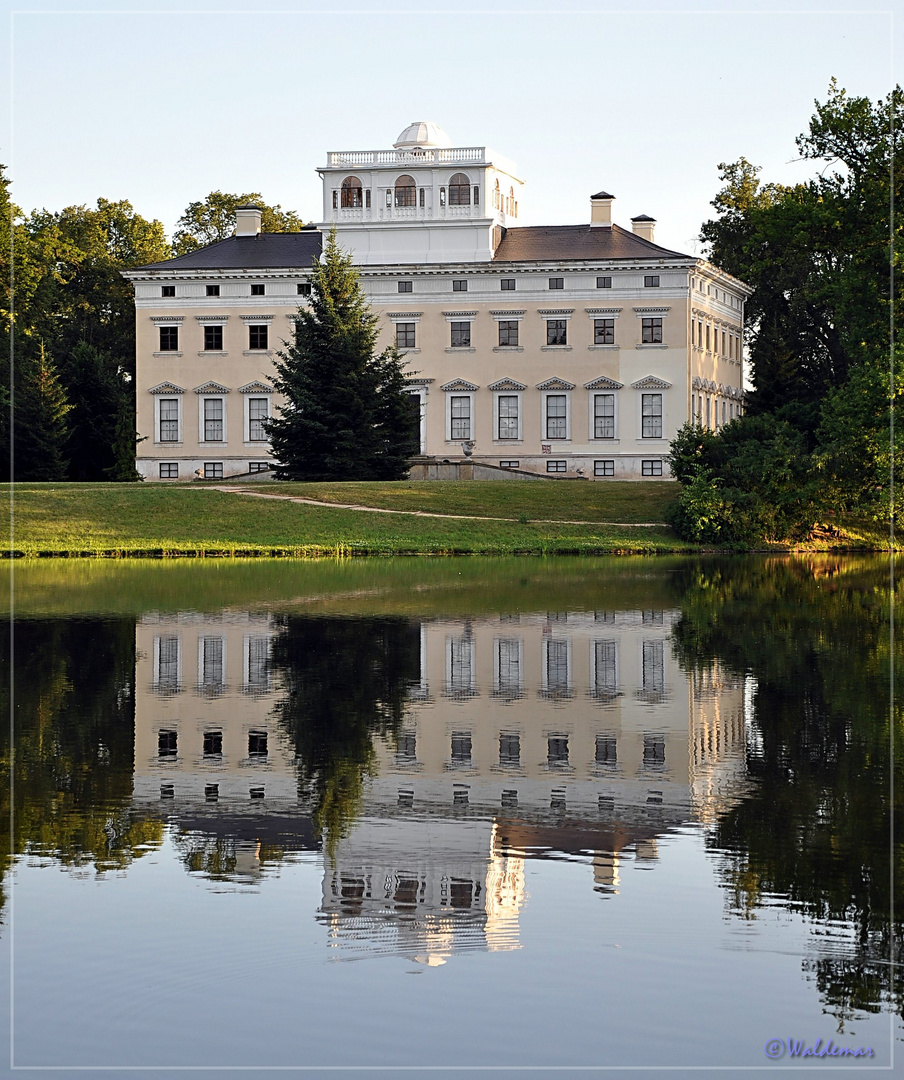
left=2, top=0, right=898, bottom=256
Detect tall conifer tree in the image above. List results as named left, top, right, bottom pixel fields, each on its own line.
left=267, top=230, right=418, bottom=480
left=13, top=343, right=71, bottom=481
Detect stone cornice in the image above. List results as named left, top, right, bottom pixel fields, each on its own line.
left=238, top=381, right=275, bottom=394
left=240, top=314, right=275, bottom=322
left=148, top=381, right=184, bottom=395
left=632, top=375, right=672, bottom=390
left=584, top=308, right=622, bottom=315
left=537, top=309, right=574, bottom=316
left=194, top=382, right=230, bottom=395
left=195, top=314, right=230, bottom=323
left=150, top=315, right=184, bottom=323
left=584, top=376, right=624, bottom=390
left=632, top=307, right=670, bottom=315
left=536, top=377, right=576, bottom=391
left=441, top=379, right=479, bottom=392
left=488, top=377, right=527, bottom=391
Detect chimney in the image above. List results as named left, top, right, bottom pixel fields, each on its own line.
left=235, top=205, right=263, bottom=237
left=590, top=190, right=614, bottom=228
left=631, top=215, right=656, bottom=243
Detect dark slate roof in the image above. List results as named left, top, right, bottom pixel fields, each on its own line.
left=590, top=190, right=614, bottom=199
left=492, top=223, right=690, bottom=263
left=135, top=231, right=323, bottom=271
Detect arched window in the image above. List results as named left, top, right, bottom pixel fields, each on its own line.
left=394, top=175, right=417, bottom=207
left=494, top=179, right=501, bottom=210
left=448, top=173, right=471, bottom=206
left=341, top=176, right=363, bottom=208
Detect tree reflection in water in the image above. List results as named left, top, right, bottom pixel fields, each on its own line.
left=671, top=556, right=902, bottom=1026
left=266, top=615, right=422, bottom=854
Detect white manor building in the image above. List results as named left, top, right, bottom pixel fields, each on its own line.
left=126, top=121, right=750, bottom=482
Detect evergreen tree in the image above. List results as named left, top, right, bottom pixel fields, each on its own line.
left=13, top=343, right=71, bottom=481
left=267, top=230, right=419, bottom=481
left=61, top=342, right=139, bottom=481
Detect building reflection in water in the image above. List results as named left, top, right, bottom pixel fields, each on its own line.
left=133, top=608, right=752, bottom=958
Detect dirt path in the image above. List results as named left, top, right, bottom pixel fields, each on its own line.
left=214, top=486, right=666, bottom=527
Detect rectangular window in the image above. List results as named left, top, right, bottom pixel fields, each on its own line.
left=641, top=393, right=663, bottom=438
left=246, top=636, right=270, bottom=688
left=546, top=319, right=567, bottom=346
left=644, top=275, right=660, bottom=288
left=205, top=784, right=219, bottom=802
left=451, top=733, right=472, bottom=766
left=593, top=394, right=615, bottom=438
left=450, top=321, right=471, bottom=347
left=594, top=640, right=618, bottom=697
left=250, top=283, right=265, bottom=296
left=248, top=397, right=268, bottom=441
left=546, top=460, right=566, bottom=473
left=643, top=733, right=666, bottom=768
left=297, top=283, right=311, bottom=296
left=497, top=395, right=519, bottom=440
left=546, top=394, right=567, bottom=439
left=203, top=462, right=223, bottom=479
left=643, top=641, right=665, bottom=696
left=546, top=640, right=570, bottom=696
left=452, top=280, right=468, bottom=292
left=500, top=278, right=516, bottom=291
left=419, top=188, right=425, bottom=207
left=159, top=463, right=178, bottom=479
left=450, top=395, right=471, bottom=439
left=248, top=731, right=268, bottom=758
left=159, top=326, right=179, bottom=351
left=249, top=324, right=268, bottom=350
left=161, top=285, right=175, bottom=297
left=499, top=460, right=519, bottom=469
left=499, top=733, right=520, bottom=767
left=159, top=398, right=179, bottom=442
left=498, top=320, right=519, bottom=346
left=593, top=318, right=615, bottom=345
left=594, top=459, right=615, bottom=477
left=158, top=730, right=177, bottom=757
left=203, top=398, right=223, bottom=442
left=200, top=637, right=224, bottom=687
left=596, top=276, right=612, bottom=289
left=203, top=731, right=223, bottom=756
left=547, top=735, right=569, bottom=766
left=641, top=317, right=663, bottom=344
left=396, top=322, right=416, bottom=348
left=548, top=277, right=564, bottom=290
left=156, top=636, right=179, bottom=688
left=206, top=284, right=220, bottom=297
left=248, top=461, right=269, bottom=473
left=596, top=732, right=617, bottom=766
left=398, top=281, right=413, bottom=293
left=204, top=324, right=223, bottom=351
left=642, top=459, right=663, bottom=476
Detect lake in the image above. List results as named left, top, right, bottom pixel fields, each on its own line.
left=1, top=555, right=900, bottom=1077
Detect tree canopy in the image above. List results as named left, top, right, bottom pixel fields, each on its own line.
left=172, top=191, right=307, bottom=255
left=266, top=229, right=420, bottom=481
left=671, top=81, right=903, bottom=539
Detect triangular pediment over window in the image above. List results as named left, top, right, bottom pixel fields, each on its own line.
left=148, top=381, right=185, bottom=395
left=631, top=375, right=672, bottom=390
left=238, top=381, right=275, bottom=394
left=193, top=381, right=230, bottom=395
left=488, top=377, right=527, bottom=391
left=441, top=379, right=479, bottom=392
left=536, top=377, right=575, bottom=391
left=584, top=375, right=623, bottom=390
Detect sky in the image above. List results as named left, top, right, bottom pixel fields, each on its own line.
left=2, top=0, right=899, bottom=256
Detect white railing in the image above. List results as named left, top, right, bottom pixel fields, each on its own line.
left=327, top=146, right=488, bottom=167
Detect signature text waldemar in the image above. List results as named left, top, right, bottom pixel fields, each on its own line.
left=764, top=1038, right=874, bottom=1060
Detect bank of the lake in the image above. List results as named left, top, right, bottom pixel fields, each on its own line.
left=0, top=481, right=892, bottom=557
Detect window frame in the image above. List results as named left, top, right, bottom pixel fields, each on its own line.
left=643, top=275, right=661, bottom=288
left=448, top=393, right=472, bottom=441
left=247, top=323, right=269, bottom=351
left=500, top=278, right=516, bottom=291
left=161, top=285, right=175, bottom=298
left=449, top=321, right=471, bottom=348
left=199, top=395, right=226, bottom=443
left=543, top=391, right=570, bottom=440
left=156, top=396, right=182, bottom=444
left=548, top=277, right=564, bottom=290
left=642, top=459, right=664, bottom=476
left=641, top=317, right=663, bottom=344
left=158, top=325, right=179, bottom=352
left=203, top=324, right=223, bottom=352
left=250, top=283, right=265, bottom=296
left=593, top=318, right=615, bottom=345
left=494, top=391, right=522, bottom=441
left=159, top=462, right=179, bottom=479
left=206, top=284, right=220, bottom=297
left=594, top=459, right=615, bottom=477
left=641, top=393, right=663, bottom=439
left=245, top=395, right=270, bottom=444
left=395, top=322, right=417, bottom=349
left=592, top=392, right=617, bottom=440
left=546, top=319, right=568, bottom=346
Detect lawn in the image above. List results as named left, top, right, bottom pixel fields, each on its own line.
left=1, top=482, right=690, bottom=557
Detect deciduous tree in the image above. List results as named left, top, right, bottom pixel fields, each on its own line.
left=172, top=191, right=306, bottom=255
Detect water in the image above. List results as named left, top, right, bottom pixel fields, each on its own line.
left=1, top=556, right=900, bottom=1077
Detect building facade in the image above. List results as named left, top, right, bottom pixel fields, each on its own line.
left=126, top=122, right=750, bottom=482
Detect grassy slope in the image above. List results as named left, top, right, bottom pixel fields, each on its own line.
left=1, top=482, right=892, bottom=557
left=1, top=482, right=690, bottom=556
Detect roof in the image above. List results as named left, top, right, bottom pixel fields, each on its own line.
left=134, top=231, right=323, bottom=272
left=492, top=223, right=690, bottom=263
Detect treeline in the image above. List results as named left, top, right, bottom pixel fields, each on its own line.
left=669, top=81, right=902, bottom=544
left=0, top=183, right=305, bottom=481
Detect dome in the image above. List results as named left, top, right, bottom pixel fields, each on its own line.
left=393, top=121, right=452, bottom=150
